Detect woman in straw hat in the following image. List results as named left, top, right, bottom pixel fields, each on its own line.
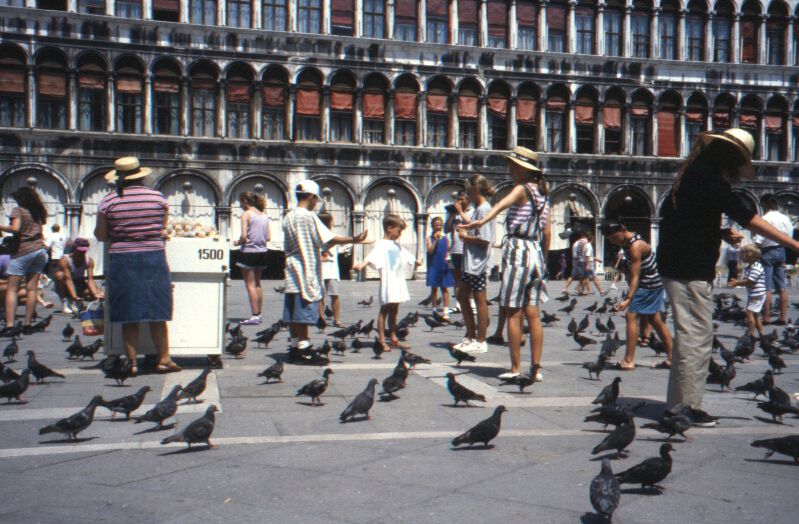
left=94, top=157, right=180, bottom=374
left=658, top=129, right=799, bottom=424
left=459, top=147, right=551, bottom=381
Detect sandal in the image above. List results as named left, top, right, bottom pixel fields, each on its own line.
left=653, top=361, right=671, bottom=370
left=333, top=321, right=346, bottom=328
left=157, top=361, right=182, bottom=373
left=638, top=338, right=649, bottom=347
left=610, top=362, right=636, bottom=371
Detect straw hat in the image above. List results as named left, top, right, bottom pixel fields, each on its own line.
left=506, top=146, right=542, bottom=173
left=104, top=157, right=152, bottom=181
left=700, top=129, right=756, bottom=180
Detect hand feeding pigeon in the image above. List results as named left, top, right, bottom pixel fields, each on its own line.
left=296, top=368, right=333, bottom=406
left=177, top=369, right=211, bottom=403
left=585, top=401, right=646, bottom=430
left=161, top=405, right=218, bottom=449
left=0, top=369, right=30, bottom=403
left=592, top=377, right=622, bottom=406
left=448, top=343, right=477, bottom=367
left=26, top=350, right=66, bottom=384
left=750, top=435, right=799, bottom=463
left=100, top=386, right=152, bottom=419
left=591, top=415, right=636, bottom=459
left=401, top=350, right=431, bottom=369
left=614, top=443, right=674, bottom=490
left=446, top=373, right=486, bottom=406
left=642, top=408, right=692, bottom=441
left=451, top=405, right=507, bottom=448
left=39, top=395, right=104, bottom=440
left=258, top=358, right=284, bottom=383
left=134, top=385, right=182, bottom=429
left=62, top=323, right=75, bottom=341
left=340, top=378, right=379, bottom=422
left=590, top=459, right=621, bottom=522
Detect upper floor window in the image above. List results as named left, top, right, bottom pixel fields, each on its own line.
left=426, top=91, right=448, bottom=148
left=37, top=0, right=66, bottom=10
left=330, top=77, right=355, bottom=142
left=153, top=72, right=180, bottom=135
left=295, top=74, right=321, bottom=141
left=713, top=18, right=731, bottom=62
left=362, top=90, right=385, bottom=144
left=487, top=0, right=507, bottom=48
left=603, top=104, right=622, bottom=154
left=659, top=14, right=677, bottom=60
left=1, top=0, right=26, bottom=6
left=363, top=0, right=385, bottom=39
left=298, top=0, right=322, bottom=34
left=191, top=79, right=216, bottom=137
left=631, top=11, right=650, bottom=58
left=547, top=4, right=566, bottom=52
left=116, top=68, right=143, bottom=134
left=458, top=91, right=478, bottom=149
left=36, top=59, right=67, bottom=130
left=191, top=0, right=216, bottom=24
left=517, top=1, right=536, bottom=51
left=740, top=17, right=758, bottom=63
left=394, top=0, right=417, bottom=41
left=116, top=0, right=142, bottom=18
left=78, top=0, right=105, bottom=15
left=516, top=93, right=537, bottom=150
left=458, top=0, right=478, bottom=45
left=546, top=98, right=566, bottom=152
left=0, top=53, right=27, bottom=128
left=766, top=20, right=784, bottom=65
left=575, top=7, right=594, bottom=55
left=394, top=90, right=417, bottom=146
left=604, top=10, right=622, bottom=56
left=262, top=71, right=287, bottom=140
left=263, top=0, right=287, bottom=31
left=77, top=64, right=106, bottom=132
left=331, top=0, right=354, bottom=36
left=487, top=92, right=508, bottom=150
left=630, top=106, right=650, bottom=156
left=228, top=0, right=252, bottom=28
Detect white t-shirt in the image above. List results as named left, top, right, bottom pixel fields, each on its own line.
left=282, top=208, right=336, bottom=302
left=321, top=244, right=340, bottom=281
left=46, top=232, right=69, bottom=260
left=361, top=239, right=416, bottom=306
left=754, top=210, right=794, bottom=248
left=463, top=202, right=495, bottom=276
left=584, top=242, right=594, bottom=267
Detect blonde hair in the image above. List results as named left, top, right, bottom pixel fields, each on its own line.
left=383, top=214, right=406, bottom=231
left=464, top=175, right=496, bottom=197
left=239, top=191, right=266, bottom=212
left=741, top=244, right=761, bottom=260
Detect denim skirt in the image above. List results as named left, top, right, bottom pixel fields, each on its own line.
left=108, top=250, right=173, bottom=324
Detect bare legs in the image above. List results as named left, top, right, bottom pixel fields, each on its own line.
left=457, top=284, right=488, bottom=343
left=506, top=305, right=543, bottom=374
left=621, top=312, right=673, bottom=367
left=241, top=267, right=263, bottom=317
left=5, top=273, right=40, bottom=327
left=121, top=321, right=172, bottom=370
left=377, top=303, right=399, bottom=345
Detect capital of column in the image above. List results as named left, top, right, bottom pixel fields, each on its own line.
left=64, top=203, right=83, bottom=216
left=414, top=212, right=429, bottom=224
left=215, top=206, right=232, bottom=219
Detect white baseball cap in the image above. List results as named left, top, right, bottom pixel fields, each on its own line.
left=295, top=180, right=320, bottom=197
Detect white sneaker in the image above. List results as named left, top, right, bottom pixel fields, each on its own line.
left=535, top=372, right=543, bottom=382
left=610, top=284, right=618, bottom=290
left=464, top=340, right=488, bottom=353
left=62, top=306, right=73, bottom=315
left=453, top=337, right=473, bottom=350
left=498, top=371, right=520, bottom=380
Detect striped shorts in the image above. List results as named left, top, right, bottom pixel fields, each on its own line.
left=499, top=237, right=549, bottom=308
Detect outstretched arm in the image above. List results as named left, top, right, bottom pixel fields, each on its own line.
left=458, top=185, right=526, bottom=230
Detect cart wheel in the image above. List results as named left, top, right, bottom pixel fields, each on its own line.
left=143, top=354, right=158, bottom=371
left=207, top=355, right=222, bottom=369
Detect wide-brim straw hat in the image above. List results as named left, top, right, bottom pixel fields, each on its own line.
left=700, top=129, right=756, bottom=180
left=104, top=157, right=152, bottom=181
left=506, top=146, right=542, bottom=173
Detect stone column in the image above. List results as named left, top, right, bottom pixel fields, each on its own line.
left=106, top=0, right=114, bottom=16
left=418, top=91, right=427, bottom=146
left=758, top=113, right=766, bottom=161
left=787, top=16, right=795, bottom=65
left=67, top=0, right=77, bottom=15
left=142, top=0, right=151, bottom=19
left=143, top=74, right=152, bottom=135
left=321, top=86, right=330, bottom=142
left=253, top=81, right=263, bottom=138
left=706, top=11, right=715, bottom=62
left=386, top=89, right=395, bottom=144
left=539, top=99, right=547, bottom=151
left=538, top=1, right=548, bottom=51
left=479, top=0, right=488, bottom=47
left=253, top=0, right=262, bottom=29
left=288, top=0, right=297, bottom=31
left=181, top=75, right=191, bottom=136
left=287, top=84, right=296, bottom=140
left=596, top=102, right=604, bottom=154
left=64, top=204, right=82, bottom=239
left=650, top=218, right=660, bottom=253
left=622, top=103, right=631, bottom=155
left=181, top=0, right=189, bottom=23
left=215, top=206, right=232, bottom=238
left=419, top=0, right=426, bottom=42
left=788, top=114, right=795, bottom=162
left=652, top=105, right=659, bottom=157
left=354, top=88, right=363, bottom=143
left=596, top=4, right=605, bottom=56
left=677, top=9, right=686, bottom=61
left=508, top=96, right=517, bottom=148
left=478, top=95, right=488, bottom=150
left=509, top=0, right=518, bottom=49
left=759, top=14, right=768, bottom=64
left=218, top=0, right=226, bottom=26
left=567, top=101, right=575, bottom=153
left=651, top=7, right=660, bottom=58
left=567, top=1, right=576, bottom=54
left=351, top=210, right=365, bottom=280
left=68, top=68, right=77, bottom=131
left=27, top=66, right=35, bottom=129
left=414, top=213, right=428, bottom=279
left=217, top=79, right=227, bottom=137
left=108, top=73, right=116, bottom=133
left=678, top=109, right=686, bottom=158
left=355, top=0, right=363, bottom=36
left=449, top=92, right=459, bottom=149
left=323, top=0, right=332, bottom=34
left=387, top=0, right=395, bottom=39
left=623, top=5, right=632, bottom=57
left=731, top=12, right=740, bottom=63
left=450, top=0, right=459, bottom=43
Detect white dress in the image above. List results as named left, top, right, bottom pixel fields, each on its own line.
left=362, top=239, right=416, bottom=306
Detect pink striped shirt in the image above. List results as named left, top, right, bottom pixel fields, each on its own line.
left=505, top=183, right=549, bottom=238
left=98, top=186, right=168, bottom=253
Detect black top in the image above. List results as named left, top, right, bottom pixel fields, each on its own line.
left=657, top=159, right=756, bottom=282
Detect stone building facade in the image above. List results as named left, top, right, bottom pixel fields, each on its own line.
left=1, top=0, right=799, bottom=275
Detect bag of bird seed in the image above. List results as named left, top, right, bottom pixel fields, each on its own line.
left=81, top=300, right=104, bottom=336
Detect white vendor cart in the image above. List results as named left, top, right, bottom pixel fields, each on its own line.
left=103, top=237, right=230, bottom=367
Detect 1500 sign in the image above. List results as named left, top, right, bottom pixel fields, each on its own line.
left=198, top=249, right=224, bottom=260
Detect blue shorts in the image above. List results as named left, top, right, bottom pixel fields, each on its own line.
left=108, top=250, right=173, bottom=324
left=283, top=293, right=319, bottom=324
left=8, top=248, right=48, bottom=276
left=628, top=287, right=665, bottom=315
left=760, top=247, right=786, bottom=292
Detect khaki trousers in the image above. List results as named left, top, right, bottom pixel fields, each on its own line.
left=663, top=278, right=713, bottom=412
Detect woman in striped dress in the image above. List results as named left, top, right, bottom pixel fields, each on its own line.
left=459, top=147, right=551, bottom=380
left=602, top=216, right=672, bottom=370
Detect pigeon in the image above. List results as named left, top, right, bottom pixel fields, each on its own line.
left=585, top=302, right=598, bottom=313
left=134, top=385, right=182, bottom=429
left=104, top=357, right=134, bottom=386
left=2, top=322, right=24, bottom=339
left=323, top=304, right=334, bottom=318
left=750, top=435, right=799, bottom=463
left=358, top=319, right=375, bottom=337
left=576, top=314, right=590, bottom=333
left=555, top=292, right=571, bottom=302
left=425, top=315, right=445, bottom=331
left=401, top=350, right=431, bottom=369
left=733, top=334, right=756, bottom=361
left=418, top=296, right=433, bottom=307
left=177, top=369, right=211, bottom=403
left=26, top=350, right=66, bottom=384
left=372, top=337, right=385, bottom=359
left=332, top=340, right=347, bottom=355
left=296, top=368, right=333, bottom=406
left=574, top=333, right=597, bottom=350
left=79, top=339, right=103, bottom=361
left=227, top=323, right=242, bottom=339
left=330, top=327, right=349, bottom=340
left=253, top=328, right=278, bottom=348
left=595, top=317, right=609, bottom=334
left=379, top=374, right=406, bottom=399
left=768, top=351, right=787, bottom=374
left=432, top=310, right=451, bottom=325
left=448, top=343, right=476, bottom=367
left=615, top=443, right=674, bottom=490
left=768, top=386, right=792, bottom=407
left=446, top=373, right=487, bottom=406
left=756, top=401, right=799, bottom=423
left=340, top=378, right=379, bottom=422
left=350, top=338, right=363, bottom=353
left=606, top=317, right=616, bottom=332
left=452, top=320, right=466, bottom=329
left=585, top=401, right=647, bottom=430
left=567, top=317, right=578, bottom=335
left=62, top=323, right=75, bottom=341
left=591, top=416, right=636, bottom=459
left=99, top=386, right=152, bottom=419
left=559, top=299, right=577, bottom=315
left=541, top=311, right=560, bottom=326
left=3, top=338, right=19, bottom=362
left=642, top=409, right=692, bottom=441
left=719, top=361, right=736, bottom=391
left=583, top=354, right=609, bottom=380
left=451, top=405, right=507, bottom=448
left=392, top=357, right=409, bottom=383
left=395, top=327, right=410, bottom=341
left=648, top=334, right=667, bottom=357
left=273, top=285, right=285, bottom=294
left=315, top=315, right=327, bottom=333
left=0, top=369, right=30, bottom=403
left=500, top=364, right=540, bottom=393
left=225, top=334, right=248, bottom=358
left=0, top=361, right=20, bottom=383
left=707, top=357, right=725, bottom=384
left=595, top=304, right=609, bottom=315
left=258, top=358, right=284, bottom=383
left=161, top=405, right=218, bottom=449
left=592, top=377, right=622, bottom=406
left=735, top=370, right=774, bottom=399
left=39, top=395, right=104, bottom=440
left=590, top=459, right=621, bottom=522
left=357, top=296, right=373, bottom=307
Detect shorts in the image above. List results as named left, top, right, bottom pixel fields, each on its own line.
left=461, top=271, right=487, bottom=292
left=282, top=293, right=319, bottom=324
left=449, top=254, right=463, bottom=272
left=237, top=250, right=269, bottom=269
left=571, top=264, right=582, bottom=279
left=584, top=267, right=596, bottom=279
left=746, top=294, right=766, bottom=313
left=324, top=278, right=340, bottom=296
left=8, top=248, right=49, bottom=276
left=760, top=247, right=786, bottom=292
left=499, top=237, right=548, bottom=308
left=108, top=250, right=173, bottom=324
left=628, top=287, right=665, bottom=315
left=73, top=279, right=89, bottom=297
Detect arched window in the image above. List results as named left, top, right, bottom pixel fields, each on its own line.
left=766, top=2, right=788, bottom=65
left=78, top=0, right=105, bottom=14
left=426, top=77, right=450, bottom=148
left=329, top=72, right=355, bottom=142
left=262, top=67, right=287, bottom=140
left=458, top=80, right=480, bottom=149
left=657, top=91, right=681, bottom=157
left=659, top=0, right=679, bottom=60
left=516, top=82, right=538, bottom=150
left=117, top=0, right=142, bottom=18
left=458, top=0, right=478, bottom=45
left=575, top=2, right=595, bottom=55
left=631, top=0, right=651, bottom=58
left=630, top=90, right=652, bottom=156
left=548, top=2, right=567, bottom=52
left=363, top=74, right=387, bottom=144
left=574, top=87, right=596, bottom=154
left=295, top=69, right=322, bottom=141
left=36, top=50, right=68, bottom=130
left=331, top=0, right=355, bottom=36
left=298, top=0, right=322, bottom=34
left=739, top=94, right=762, bottom=157
left=487, top=0, right=508, bottom=48
left=228, top=0, right=252, bottom=28
left=394, top=75, right=418, bottom=146
left=115, top=58, right=143, bottom=134
left=426, top=0, right=448, bottom=44
left=190, top=62, right=218, bottom=137
left=263, top=0, right=287, bottom=31
left=740, top=0, right=761, bottom=63
left=765, top=97, right=787, bottom=161
left=685, top=92, right=708, bottom=148
left=603, top=88, right=625, bottom=154
left=517, top=1, right=537, bottom=51
left=394, top=0, right=417, bottom=41
left=363, top=0, right=385, bottom=38
left=226, top=64, right=253, bottom=139
left=546, top=85, right=569, bottom=153
left=191, top=0, right=216, bottom=24
left=0, top=46, right=27, bottom=128
left=713, top=0, right=733, bottom=62
left=604, top=0, right=623, bottom=56
left=152, top=59, right=181, bottom=135
left=76, top=54, right=106, bottom=132
left=712, top=93, right=735, bottom=130
left=488, top=82, right=509, bottom=150
left=685, top=0, right=705, bottom=61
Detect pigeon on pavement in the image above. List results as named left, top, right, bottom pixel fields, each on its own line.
left=27, top=350, right=66, bottom=384
left=296, top=368, right=333, bottom=406
left=614, top=443, right=674, bottom=490
left=100, top=386, right=152, bottom=419
left=642, top=408, right=692, bottom=441
left=379, top=374, right=406, bottom=399
left=103, top=357, right=134, bottom=386
left=177, top=369, right=211, bottom=403
left=590, top=459, right=621, bottom=522
left=750, top=435, right=799, bottom=463
left=372, top=337, right=385, bottom=359
left=340, top=378, right=379, bottom=422
left=258, top=359, right=284, bottom=383
left=3, top=337, right=19, bottom=362
left=446, top=373, right=486, bottom=406
left=62, top=323, right=75, bottom=341
left=592, top=416, right=636, bottom=459
left=0, top=369, right=30, bottom=403
left=735, top=370, right=774, bottom=399
left=64, top=336, right=83, bottom=359
left=134, top=385, right=182, bottom=429
left=592, top=376, right=622, bottom=406
left=161, top=405, right=218, bottom=449
left=357, top=296, right=374, bottom=307
left=401, top=350, right=431, bottom=369
left=39, top=395, right=104, bottom=440
left=451, top=405, right=507, bottom=448
left=448, top=343, right=476, bottom=367
left=583, top=354, right=608, bottom=380
left=585, top=401, right=646, bottom=430
left=574, top=333, right=597, bottom=350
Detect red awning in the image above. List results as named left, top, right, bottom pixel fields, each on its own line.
left=685, top=111, right=704, bottom=123
left=395, top=92, right=417, bottom=119
left=488, top=97, right=507, bottom=117
left=574, top=105, right=594, bottom=124
left=37, top=72, right=66, bottom=97
left=362, top=93, right=384, bottom=119
left=426, top=93, right=448, bottom=114
left=262, top=85, right=285, bottom=107
left=657, top=111, right=678, bottom=157
left=330, top=90, right=354, bottom=111
left=603, top=106, right=621, bottom=130
left=516, top=99, right=536, bottom=123
left=458, top=95, right=478, bottom=119
left=765, top=115, right=783, bottom=132
left=0, top=70, right=25, bottom=93
left=227, top=83, right=250, bottom=103
left=296, top=89, right=320, bottom=116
